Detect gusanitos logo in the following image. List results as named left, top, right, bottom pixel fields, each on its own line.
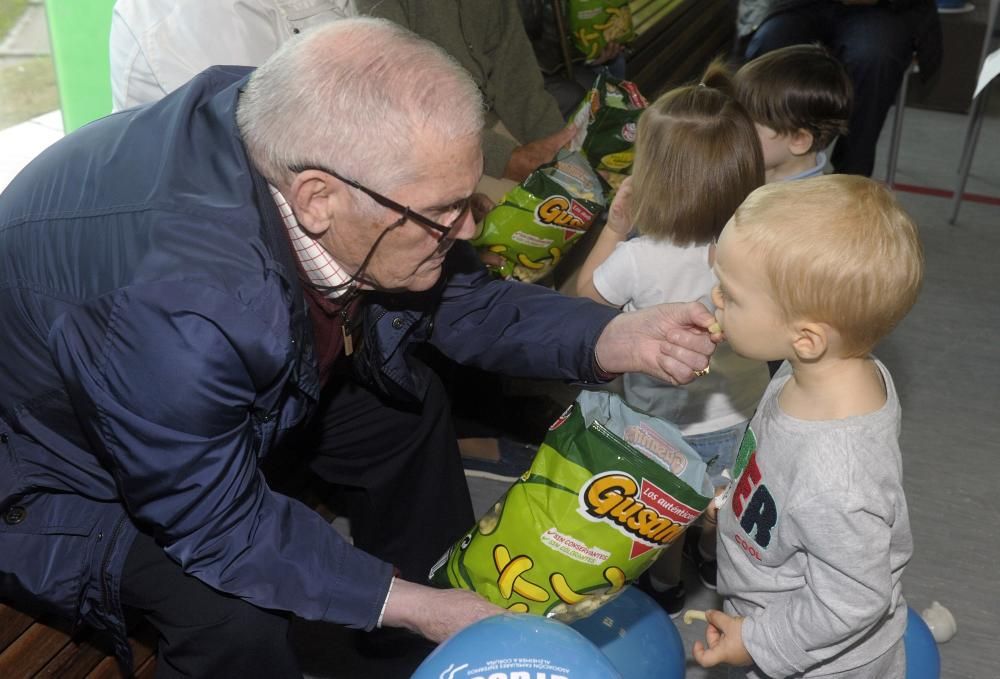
left=578, top=472, right=691, bottom=558
left=535, top=195, right=594, bottom=230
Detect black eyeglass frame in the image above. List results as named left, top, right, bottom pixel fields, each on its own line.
left=288, top=163, right=468, bottom=238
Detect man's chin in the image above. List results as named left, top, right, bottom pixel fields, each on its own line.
left=407, top=268, right=445, bottom=292
left=375, top=266, right=444, bottom=293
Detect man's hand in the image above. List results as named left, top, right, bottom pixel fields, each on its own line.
left=503, top=125, right=578, bottom=182
left=469, top=193, right=507, bottom=269
left=594, top=302, right=721, bottom=384
left=380, top=579, right=504, bottom=643
left=692, top=610, right=754, bottom=668
left=588, top=41, right=625, bottom=65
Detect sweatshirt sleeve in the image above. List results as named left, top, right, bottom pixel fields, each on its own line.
left=741, top=490, right=899, bottom=677
left=50, top=282, right=394, bottom=630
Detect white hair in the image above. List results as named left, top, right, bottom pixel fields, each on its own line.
left=237, top=17, right=484, bottom=209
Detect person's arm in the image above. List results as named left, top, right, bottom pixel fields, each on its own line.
left=51, top=282, right=394, bottom=629
left=482, top=0, right=573, bottom=180
left=576, top=176, right=634, bottom=304
left=431, top=243, right=717, bottom=386
left=110, top=0, right=288, bottom=109
left=500, top=124, right=579, bottom=182
left=737, top=491, right=901, bottom=676
left=381, top=579, right=503, bottom=642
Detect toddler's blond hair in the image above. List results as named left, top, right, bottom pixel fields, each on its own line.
left=731, top=175, right=923, bottom=356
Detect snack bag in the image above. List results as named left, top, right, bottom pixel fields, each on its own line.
left=471, top=149, right=606, bottom=282
left=428, top=390, right=714, bottom=621
left=567, top=72, right=648, bottom=190
left=568, top=0, right=635, bottom=61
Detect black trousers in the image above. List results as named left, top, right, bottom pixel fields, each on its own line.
left=120, top=365, right=475, bottom=677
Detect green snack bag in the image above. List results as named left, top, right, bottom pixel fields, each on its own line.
left=568, top=0, right=635, bottom=61
left=428, top=391, right=714, bottom=621
left=568, top=72, right=648, bottom=189
left=471, top=149, right=606, bottom=282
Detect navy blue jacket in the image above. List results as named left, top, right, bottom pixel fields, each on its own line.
left=0, top=67, right=618, bottom=659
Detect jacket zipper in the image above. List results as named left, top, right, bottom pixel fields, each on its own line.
left=101, top=514, right=128, bottom=616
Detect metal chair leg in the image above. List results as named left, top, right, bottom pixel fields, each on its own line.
left=886, top=57, right=915, bottom=189
left=949, top=88, right=991, bottom=224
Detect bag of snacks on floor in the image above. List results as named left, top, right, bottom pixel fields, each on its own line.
left=428, top=390, right=714, bottom=621
left=568, top=0, right=635, bottom=61
left=471, top=149, right=606, bottom=282
left=568, top=72, right=648, bottom=191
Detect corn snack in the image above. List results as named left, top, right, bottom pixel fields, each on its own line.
left=428, top=390, right=714, bottom=622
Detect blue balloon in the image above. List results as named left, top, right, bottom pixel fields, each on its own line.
left=905, top=606, right=941, bottom=679
left=569, top=586, right=685, bottom=679
left=412, top=613, right=623, bottom=679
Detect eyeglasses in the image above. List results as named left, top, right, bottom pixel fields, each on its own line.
left=288, top=163, right=469, bottom=238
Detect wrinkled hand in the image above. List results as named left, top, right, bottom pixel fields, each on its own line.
left=594, top=302, right=721, bottom=385
left=692, top=610, right=754, bottom=668
left=588, top=41, right=625, bottom=65
left=503, top=124, right=578, bottom=182
left=606, top=176, right=634, bottom=235
left=380, top=579, right=504, bottom=643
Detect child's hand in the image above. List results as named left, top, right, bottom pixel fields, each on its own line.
left=605, top=176, right=634, bottom=236
left=692, top=610, right=754, bottom=668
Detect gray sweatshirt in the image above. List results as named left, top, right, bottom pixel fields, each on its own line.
left=717, top=359, right=912, bottom=678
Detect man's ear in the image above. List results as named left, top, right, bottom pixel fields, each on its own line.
left=289, top=170, right=348, bottom=237
left=790, top=320, right=830, bottom=361
left=788, top=128, right=815, bottom=157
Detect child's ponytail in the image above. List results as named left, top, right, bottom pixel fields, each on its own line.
left=699, top=58, right=736, bottom=97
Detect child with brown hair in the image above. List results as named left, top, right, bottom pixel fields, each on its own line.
left=576, top=63, right=767, bottom=616
left=694, top=174, right=923, bottom=677
left=733, top=44, right=853, bottom=182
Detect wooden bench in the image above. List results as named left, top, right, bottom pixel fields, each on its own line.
left=0, top=604, right=157, bottom=678
left=0, top=479, right=337, bottom=677
left=541, top=0, right=736, bottom=98
left=627, top=0, right=736, bottom=96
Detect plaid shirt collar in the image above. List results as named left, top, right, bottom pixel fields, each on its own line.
left=269, top=184, right=353, bottom=299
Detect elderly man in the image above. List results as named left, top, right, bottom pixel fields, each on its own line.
left=0, top=18, right=715, bottom=676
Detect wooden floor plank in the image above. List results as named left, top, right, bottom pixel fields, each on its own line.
left=36, top=632, right=111, bottom=679
left=134, top=653, right=157, bottom=679
left=0, top=621, right=72, bottom=679
left=0, top=603, right=36, bottom=653
left=83, top=625, right=158, bottom=679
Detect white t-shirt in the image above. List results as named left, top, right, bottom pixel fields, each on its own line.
left=593, top=235, right=769, bottom=435
left=110, top=0, right=356, bottom=111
